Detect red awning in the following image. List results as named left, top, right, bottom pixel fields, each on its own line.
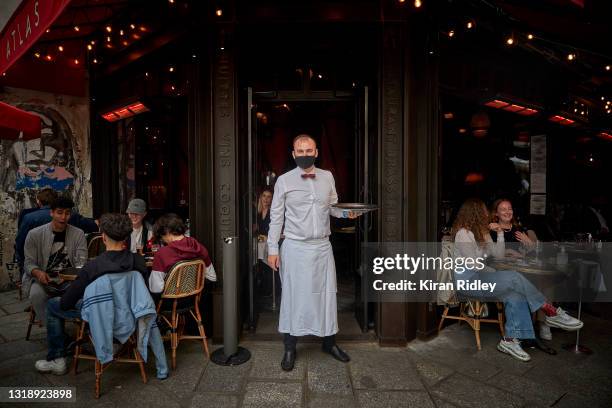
left=0, top=0, right=72, bottom=75
left=0, top=101, right=41, bottom=140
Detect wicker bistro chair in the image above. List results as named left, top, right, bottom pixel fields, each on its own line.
left=25, top=305, right=41, bottom=340
left=438, top=295, right=505, bottom=350
left=72, top=319, right=147, bottom=399
left=87, top=233, right=106, bottom=259
left=156, top=259, right=210, bottom=369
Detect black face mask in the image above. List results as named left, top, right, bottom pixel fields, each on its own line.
left=294, top=155, right=316, bottom=169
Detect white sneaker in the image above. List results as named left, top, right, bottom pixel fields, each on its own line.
left=545, top=307, right=584, bottom=331
left=497, top=338, right=531, bottom=362
left=35, top=357, right=68, bottom=375
left=539, top=322, right=552, bottom=341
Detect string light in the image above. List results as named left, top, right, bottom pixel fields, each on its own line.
left=527, top=34, right=534, bottom=40
left=120, top=29, right=124, bottom=36
left=106, top=25, right=112, bottom=33
left=74, top=59, right=79, bottom=65
left=448, top=30, right=455, bottom=38
left=466, top=21, right=473, bottom=29
left=93, top=58, right=98, bottom=64
left=58, top=45, right=64, bottom=52
left=87, top=44, right=93, bottom=51
left=90, top=40, right=96, bottom=45
left=414, top=0, right=422, bottom=8
left=606, top=65, right=611, bottom=71
left=130, top=24, right=136, bottom=29
left=506, top=36, right=514, bottom=45
left=46, top=54, right=53, bottom=61
left=139, top=26, right=147, bottom=32
left=73, top=25, right=80, bottom=32
left=169, top=66, right=175, bottom=72
left=34, top=52, right=40, bottom=58
left=567, top=53, right=576, bottom=61
left=216, top=8, right=223, bottom=16
left=106, top=36, right=112, bottom=42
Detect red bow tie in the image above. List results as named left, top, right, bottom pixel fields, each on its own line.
left=301, top=173, right=316, bottom=179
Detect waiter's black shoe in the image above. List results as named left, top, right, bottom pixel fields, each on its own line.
left=322, top=345, right=350, bottom=363
left=281, top=350, right=296, bottom=371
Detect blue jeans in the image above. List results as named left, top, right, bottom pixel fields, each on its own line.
left=46, top=298, right=168, bottom=379
left=46, top=297, right=82, bottom=360
left=454, top=269, right=546, bottom=339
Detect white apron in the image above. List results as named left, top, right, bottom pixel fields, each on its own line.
left=278, top=238, right=339, bottom=337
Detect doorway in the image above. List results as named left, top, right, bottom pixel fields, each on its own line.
left=240, top=91, right=375, bottom=341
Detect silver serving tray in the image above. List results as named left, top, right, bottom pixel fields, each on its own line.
left=332, top=203, right=379, bottom=214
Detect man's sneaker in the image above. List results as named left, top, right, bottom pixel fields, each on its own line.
left=539, top=322, right=552, bottom=340
left=545, top=307, right=583, bottom=331
left=35, top=357, right=68, bottom=375
left=497, top=338, right=531, bottom=362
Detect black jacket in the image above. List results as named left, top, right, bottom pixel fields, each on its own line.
left=60, top=250, right=147, bottom=310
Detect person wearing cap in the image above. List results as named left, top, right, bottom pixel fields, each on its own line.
left=126, top=198, right=153, bottom=254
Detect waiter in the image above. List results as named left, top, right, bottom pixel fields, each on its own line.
left=268, top=134, right=359, bottom=371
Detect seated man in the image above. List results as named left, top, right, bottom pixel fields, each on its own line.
left=23, top=195, right=88, bottom=325
left=35, top=213, right=167, bottom=378
left=149, top=213, right=216, bottom=300
left=15, top=188, right=58, bottom=278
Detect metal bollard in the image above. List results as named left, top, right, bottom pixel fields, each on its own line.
left=211, top=237, right=251, bottom=365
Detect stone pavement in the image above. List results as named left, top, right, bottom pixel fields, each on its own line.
left=1, top=289, right=611, bottom=408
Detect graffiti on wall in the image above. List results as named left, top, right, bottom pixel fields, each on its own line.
left=0, top=87, right=91, bottom=290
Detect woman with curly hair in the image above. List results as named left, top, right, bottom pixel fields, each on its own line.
left=452, top=198, right=582, bottom=361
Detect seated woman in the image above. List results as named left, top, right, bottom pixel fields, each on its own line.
left=452, top=198, right=582, bottom=362
left=149, top=214, right=217, bottom=301
left=490, top=198, right=537, bottom=248
left=490, top=198, right=553, bottom=342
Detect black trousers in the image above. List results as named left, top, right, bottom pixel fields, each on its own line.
left=283, top=333, right=335, bottom=351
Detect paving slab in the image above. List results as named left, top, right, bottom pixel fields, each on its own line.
left=0, top=290, right=21, bottom=305
left=247, top=344, right=306, bottom=381
left=407, top=355, right=455, bottom=387
left=356, top=390, right=436, bottom=408
left=242, top=381, right=302, bottom=408
left=307, top=349, right=352, bottom=396
left=190, top=393, right=240, bottom=408
left=197, top=348, right=252, bottom=393
left=349, top=349, right=423, bottom=391
left=485, top=371, right=566, bottom=406
left=306, top=394, right=356, bottom=408
left=0, top=338, right=46, bottom=362
left=430, top=373, right=524, bottom=408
